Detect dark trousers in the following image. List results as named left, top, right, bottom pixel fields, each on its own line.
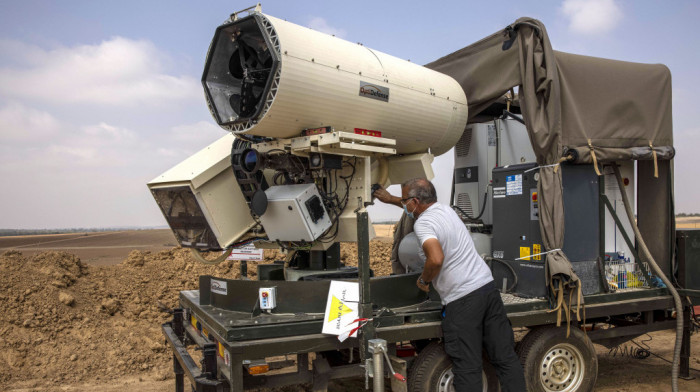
left=442, top=282, right=526, bottom=392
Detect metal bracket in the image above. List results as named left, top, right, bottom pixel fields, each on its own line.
left=290, top=131, right=397, bottom=157
left=230, top=3, right=262, bottom=22
left=368, top=338, right=388, bottom=355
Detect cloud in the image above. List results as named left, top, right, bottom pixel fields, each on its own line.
left=0, top=39, right=47, bottom=66
left=560, top=0, right=622, bottom=35
left=48, top=145, right=97, bottom=161
left=148, top=121, right=227, bottom=160
left=83, top=122, right=135, bottom=141
left=0, top=37, right=200, bottom=106
left=36, top=122, right=141, bottom=168
left=307, top=17, right=347, bottom=38
left=170, top=120, right=225, bottom=144
left=0, top=103, right=62, bottom=142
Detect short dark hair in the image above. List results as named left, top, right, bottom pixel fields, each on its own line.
left=402, top=178, right=437, bottom=204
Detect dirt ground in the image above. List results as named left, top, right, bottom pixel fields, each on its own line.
left=676, top=216, right=700, bottom=229
left=0, top=228, right=698, bottom=391
left=0, top=230, right=178, bottom=266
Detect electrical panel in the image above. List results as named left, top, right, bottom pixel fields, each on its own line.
left=259, top=184, right=332, bottom=242
left=677, top=230, right=700, bottom=290
left=259, top=287, right=277, bottom=310
left=491, top=163, right=603, bottom=297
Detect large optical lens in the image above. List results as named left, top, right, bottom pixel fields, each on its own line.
left=241, top=149, right=259, bottom=173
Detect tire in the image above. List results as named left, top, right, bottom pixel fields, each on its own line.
left=407, top=341, right=500, bottom=392
left=516, top=326, right=597, bottom=392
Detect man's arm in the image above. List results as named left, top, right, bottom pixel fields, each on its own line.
left=373, top=186, right=402, bottom=208
left=417, top=238, right=444, bottom=292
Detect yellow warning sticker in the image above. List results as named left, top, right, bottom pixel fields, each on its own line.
left=533, top=244, right=542, bottom=260
left=327, top=295, right=354, bottom=322
left=322, top=281, right=359, bottom=337
left=519, top=247, right=531, bottom=260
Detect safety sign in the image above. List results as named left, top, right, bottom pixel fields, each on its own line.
left=322, top=281, right=359, bottom=338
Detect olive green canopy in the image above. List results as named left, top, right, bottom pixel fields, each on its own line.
left=427, top=18, right=674, bottom=164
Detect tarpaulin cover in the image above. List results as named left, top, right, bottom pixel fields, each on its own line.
left=427, top=18, right=674, bottom=164
left=427, top=18, right=674, bottom=330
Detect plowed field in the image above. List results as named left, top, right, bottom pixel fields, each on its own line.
left=0, top=228, right=698, bottom=391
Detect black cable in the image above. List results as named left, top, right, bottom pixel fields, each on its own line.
left=608, top=341, right=651, bottom=359
left=318, top=158, right=357, bottom=243
left=628, top=335, right=700, bottom=373
left=452, top=186, right=489, bottom=222
left=484, top=257, right=518, bottom=293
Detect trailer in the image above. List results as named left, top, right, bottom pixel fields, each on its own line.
left=151, top=6, right=700, bottom=392
left=161, top=223, right=698, bottom=392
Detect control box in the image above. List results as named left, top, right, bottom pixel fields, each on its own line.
left=259, top=184, right=332, bottom=242
left=491, top=163, right=543, bottom=262
left=259, top=287, right=277, bottom=310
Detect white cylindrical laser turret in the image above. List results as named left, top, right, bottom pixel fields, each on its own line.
left=202, top=12, right=468, bottom=156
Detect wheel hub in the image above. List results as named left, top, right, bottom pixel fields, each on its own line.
left=437, top=368, right=488, bottom=392
left=539, top=343, right=585, bottom=391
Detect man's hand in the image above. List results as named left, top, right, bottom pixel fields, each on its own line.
left=373, top=186, right=393, bottom=203
left=416, top=277, right=430, bottom=293
left=372, top=186, right=402, bottom=208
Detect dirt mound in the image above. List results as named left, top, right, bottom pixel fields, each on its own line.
left=0, top=240, right=394, bottom=389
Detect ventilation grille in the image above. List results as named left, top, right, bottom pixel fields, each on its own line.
left=455, top=128, right=472, bottom=157
left=456, top=193, right=473, bottom=217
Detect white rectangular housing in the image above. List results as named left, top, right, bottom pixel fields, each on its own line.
left=453, top=118, right=535, bottom=225
left=148, top=133, right=256, bottom=250
left=259, top=184, right=332, bottom=242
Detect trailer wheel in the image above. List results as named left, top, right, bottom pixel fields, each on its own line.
left=516, top=326, right=597, bottom=392
left=407, top=341, right=499, bottom=392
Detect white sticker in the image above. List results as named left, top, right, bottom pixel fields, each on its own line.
left=227, top=243, right=264, bottom=261
left=506, top=174, right=523, bottom=196
left=487, top=125, right=497, bottom=146
left=224, top=349, right=230, bottom=366
left=210, top=278, right=228, bottom=295
left=493, top=187, right=506, bottom=199
left=322, top=281, right=359, bottom=338
left=492, top=250, right=504, bottom=259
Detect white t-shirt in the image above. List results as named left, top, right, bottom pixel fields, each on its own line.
left=414, top=203, right=494, bottom=305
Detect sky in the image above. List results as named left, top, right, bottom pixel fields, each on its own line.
left=0, top=0, right=698, bottom=229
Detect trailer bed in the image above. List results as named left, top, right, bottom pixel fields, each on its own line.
left=166, top=285, right=677, bottom=392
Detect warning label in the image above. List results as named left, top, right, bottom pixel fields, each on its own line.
left=322, top=281, right=359, bottom=337
left=226, top=243, right=264, bottom=261
left=519, top=246, right=531, bottom=261
left=533, top=244, right=542, bottom=261
left=506, top=174, right=523, bottom=196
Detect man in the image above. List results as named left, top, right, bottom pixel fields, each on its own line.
left=372, top=186, right=414, bottom=275
left=374, top=178, right=525, bottom=392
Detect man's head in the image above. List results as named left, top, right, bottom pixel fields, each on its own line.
left=400, top=178, right=437, bottom=218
